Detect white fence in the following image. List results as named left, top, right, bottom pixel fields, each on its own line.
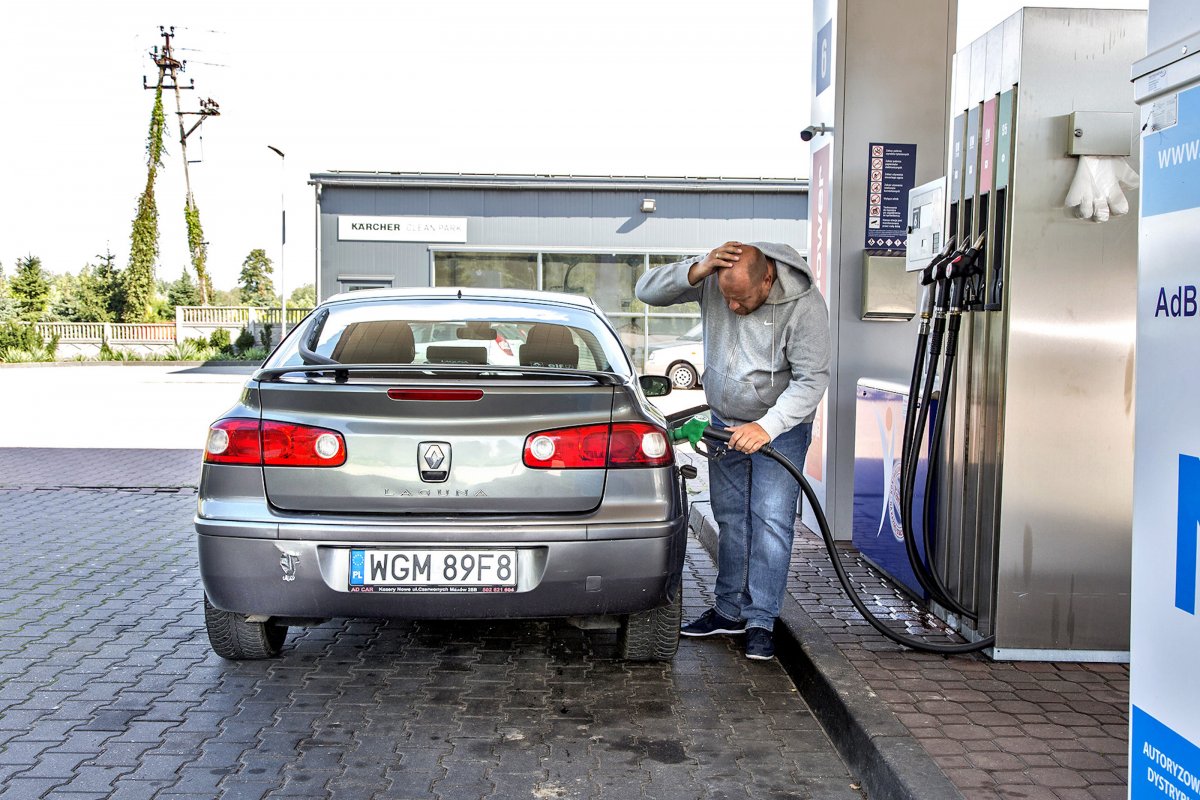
left=32, top=307, right=313, bottom=359
left=175, top=306, right=313, bottom=350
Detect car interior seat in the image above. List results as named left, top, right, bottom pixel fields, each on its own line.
left=519, top=324, right=579, bottom=369
left=330, top=320, right=415, bottom=363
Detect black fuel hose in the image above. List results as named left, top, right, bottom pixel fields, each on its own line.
left=899, top=281, right=978, bottom=621
left=701, top=426, right=995, bottom=655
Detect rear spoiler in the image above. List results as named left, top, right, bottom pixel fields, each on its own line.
left=252, top=363, right=626, bottom=385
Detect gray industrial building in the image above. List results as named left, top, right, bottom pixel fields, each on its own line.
left=308, top=172, right=808, bottom=363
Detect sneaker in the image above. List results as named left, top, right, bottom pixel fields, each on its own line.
left=744, top=627, right=775, bottom=660
left=680, top=608, right=746, bottom=637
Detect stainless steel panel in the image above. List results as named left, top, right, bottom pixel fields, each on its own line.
left=954, top=48, right=971, bottom=116
left=985, top=24, right=1003, bottom=99
left=860, top=255, right=917, bottom=320
left=1148, top=0, right=1200, bottom=52
left=992, top=8, right=1143, bottom=651
left=1066, top=111, right=1136, bottom=156
left=970, top=38, right=987, bottom=108
left=933, top=8, right=1142, bottom=654
left=1001, top=13, right=1022, bottom=90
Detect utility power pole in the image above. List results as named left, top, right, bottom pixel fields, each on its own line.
left=145, top=26, right=220, bottom=305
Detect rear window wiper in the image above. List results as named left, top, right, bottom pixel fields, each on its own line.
left=299, top=308, right=339, bottom=366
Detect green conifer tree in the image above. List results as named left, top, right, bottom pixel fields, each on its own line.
left=238, top=249, right=276, bottom=306
left=10, top=255, right=51, bottom=322
left=122, top=85, right=166, bottom=322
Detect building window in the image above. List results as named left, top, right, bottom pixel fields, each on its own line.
left=433, top=252, right=537, bottom=290
left=338, top=278, right=393, bottom=293
left=431, top=249, right=703, bottom=372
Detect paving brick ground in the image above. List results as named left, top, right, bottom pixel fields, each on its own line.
left=786, top=530, right=1128, bottom=800
left=0, top=448, right=865, bottom=800
left=0, top=449, right=201, bottom=490
left=678, top=445, right=1130, bottom=800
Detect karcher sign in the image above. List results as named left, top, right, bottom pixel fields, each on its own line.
left=338, top=215, right=468, bottom=243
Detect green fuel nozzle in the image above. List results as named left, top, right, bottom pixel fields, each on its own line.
left=670, top=414, right=711, bottom=446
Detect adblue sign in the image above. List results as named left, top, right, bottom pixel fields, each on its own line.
left=1155, top=285, right=1198, bottom=318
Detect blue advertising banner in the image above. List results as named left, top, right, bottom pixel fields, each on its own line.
left=1132, top=706, right=1200, bottom=799
left=864, top=142, right=917, bottom=253
left=1143, top=83, right=1200, bottom=218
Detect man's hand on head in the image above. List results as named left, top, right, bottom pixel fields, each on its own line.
left=689, top=241, right=743, bottom=285
left=726, top=422, right=771, bottom=454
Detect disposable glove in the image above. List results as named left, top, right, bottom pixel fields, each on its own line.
left=1065, top=155, right=1140, bottom=223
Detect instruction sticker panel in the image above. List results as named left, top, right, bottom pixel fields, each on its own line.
left=864, top=142, right=916, bottom=253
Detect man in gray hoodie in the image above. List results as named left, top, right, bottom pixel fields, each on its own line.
left=635, top=241, right=830, bottom=660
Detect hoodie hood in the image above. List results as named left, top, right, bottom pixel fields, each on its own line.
left=749, top=242, right=815, bottom=304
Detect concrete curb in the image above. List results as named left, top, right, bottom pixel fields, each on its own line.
left=688, top=502, right=964, bottom=800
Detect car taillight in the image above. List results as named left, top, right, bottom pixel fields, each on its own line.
left=523, top=423, right=672, bottom=469
left=496, top=332, right=514, bottom=357
left=204, top=419, right=347, bottom=467
left=204, top=419, right=261, bottom=465
left=608, top=422, right=672, bottom=467
left=262, top=421, right=347, bottom=467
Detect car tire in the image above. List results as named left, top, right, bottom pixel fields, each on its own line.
left=203, top=595, right=289, bottom=660
left=618, top=588, right=682, bottom=662
left=668, top=362, right=698, bottom=390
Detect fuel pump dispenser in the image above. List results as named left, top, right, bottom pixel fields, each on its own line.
left=853, top=8, right=1143, bottom=659
left=849, top=7, right=1137, bottom=657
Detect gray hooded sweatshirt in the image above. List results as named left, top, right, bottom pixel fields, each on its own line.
left=634, top=242, right=831, bottom=441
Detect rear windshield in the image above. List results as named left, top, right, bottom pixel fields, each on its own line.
left=266, top=297, right=631, bottom=376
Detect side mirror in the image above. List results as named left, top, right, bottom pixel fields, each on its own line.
left=639, top=375, right=672, bottom=398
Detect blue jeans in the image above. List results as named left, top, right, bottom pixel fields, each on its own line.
left=708, top=416, right=813, bottom=632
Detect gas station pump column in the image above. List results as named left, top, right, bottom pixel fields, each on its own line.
left=807, top=0, right=957, bottom=534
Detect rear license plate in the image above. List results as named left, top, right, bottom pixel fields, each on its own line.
left=348, top=548, right=517, bottom=593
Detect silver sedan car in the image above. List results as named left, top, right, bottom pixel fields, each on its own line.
left=196, top=288, right=688, bottom=661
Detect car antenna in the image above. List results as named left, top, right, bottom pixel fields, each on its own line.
left=457, top=289, right=462, bottom=300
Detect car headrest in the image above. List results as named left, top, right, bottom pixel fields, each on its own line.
left=519, top=324, right=578, bottom=369
left=330, top=320, right=415, bottom=364
left=426, top=345, right=488, bottom=365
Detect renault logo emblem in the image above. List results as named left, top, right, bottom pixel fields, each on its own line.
left=419, top=442, right=451, bottom=482
left=424, top=445, right=445, bottom=470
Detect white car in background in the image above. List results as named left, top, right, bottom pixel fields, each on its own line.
left=643, top=323, right=704, bottom=390
left=411, top=321, right=523, bottom=365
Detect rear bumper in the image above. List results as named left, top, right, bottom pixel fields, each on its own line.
left=197, top=519, right=687, bottom=620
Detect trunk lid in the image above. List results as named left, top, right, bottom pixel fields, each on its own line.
left=257, top=377, right=613, bottom=514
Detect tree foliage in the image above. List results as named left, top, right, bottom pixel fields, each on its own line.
left=238, top=248, right=276, bottom=306
left=184, top=201, right=210, bottom=304
left=0, top=262, right=14, bottom=324
left=168, top=267, right=201, bottom=308
left=69, top=257, right=123, bottom=323
left=123, top=84, right=166, bottom=322
left=10, top=255, right=51, bottom=322
left=288, top=283, right=317, bottom=307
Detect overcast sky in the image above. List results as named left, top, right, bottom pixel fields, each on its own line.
left=0, top=0, right=1146, bottom=294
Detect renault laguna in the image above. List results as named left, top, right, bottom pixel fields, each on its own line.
left=196, top=288, right=688, bottom=661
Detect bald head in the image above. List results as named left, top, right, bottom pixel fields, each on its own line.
left=718, top=246, right=775, bottom=315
